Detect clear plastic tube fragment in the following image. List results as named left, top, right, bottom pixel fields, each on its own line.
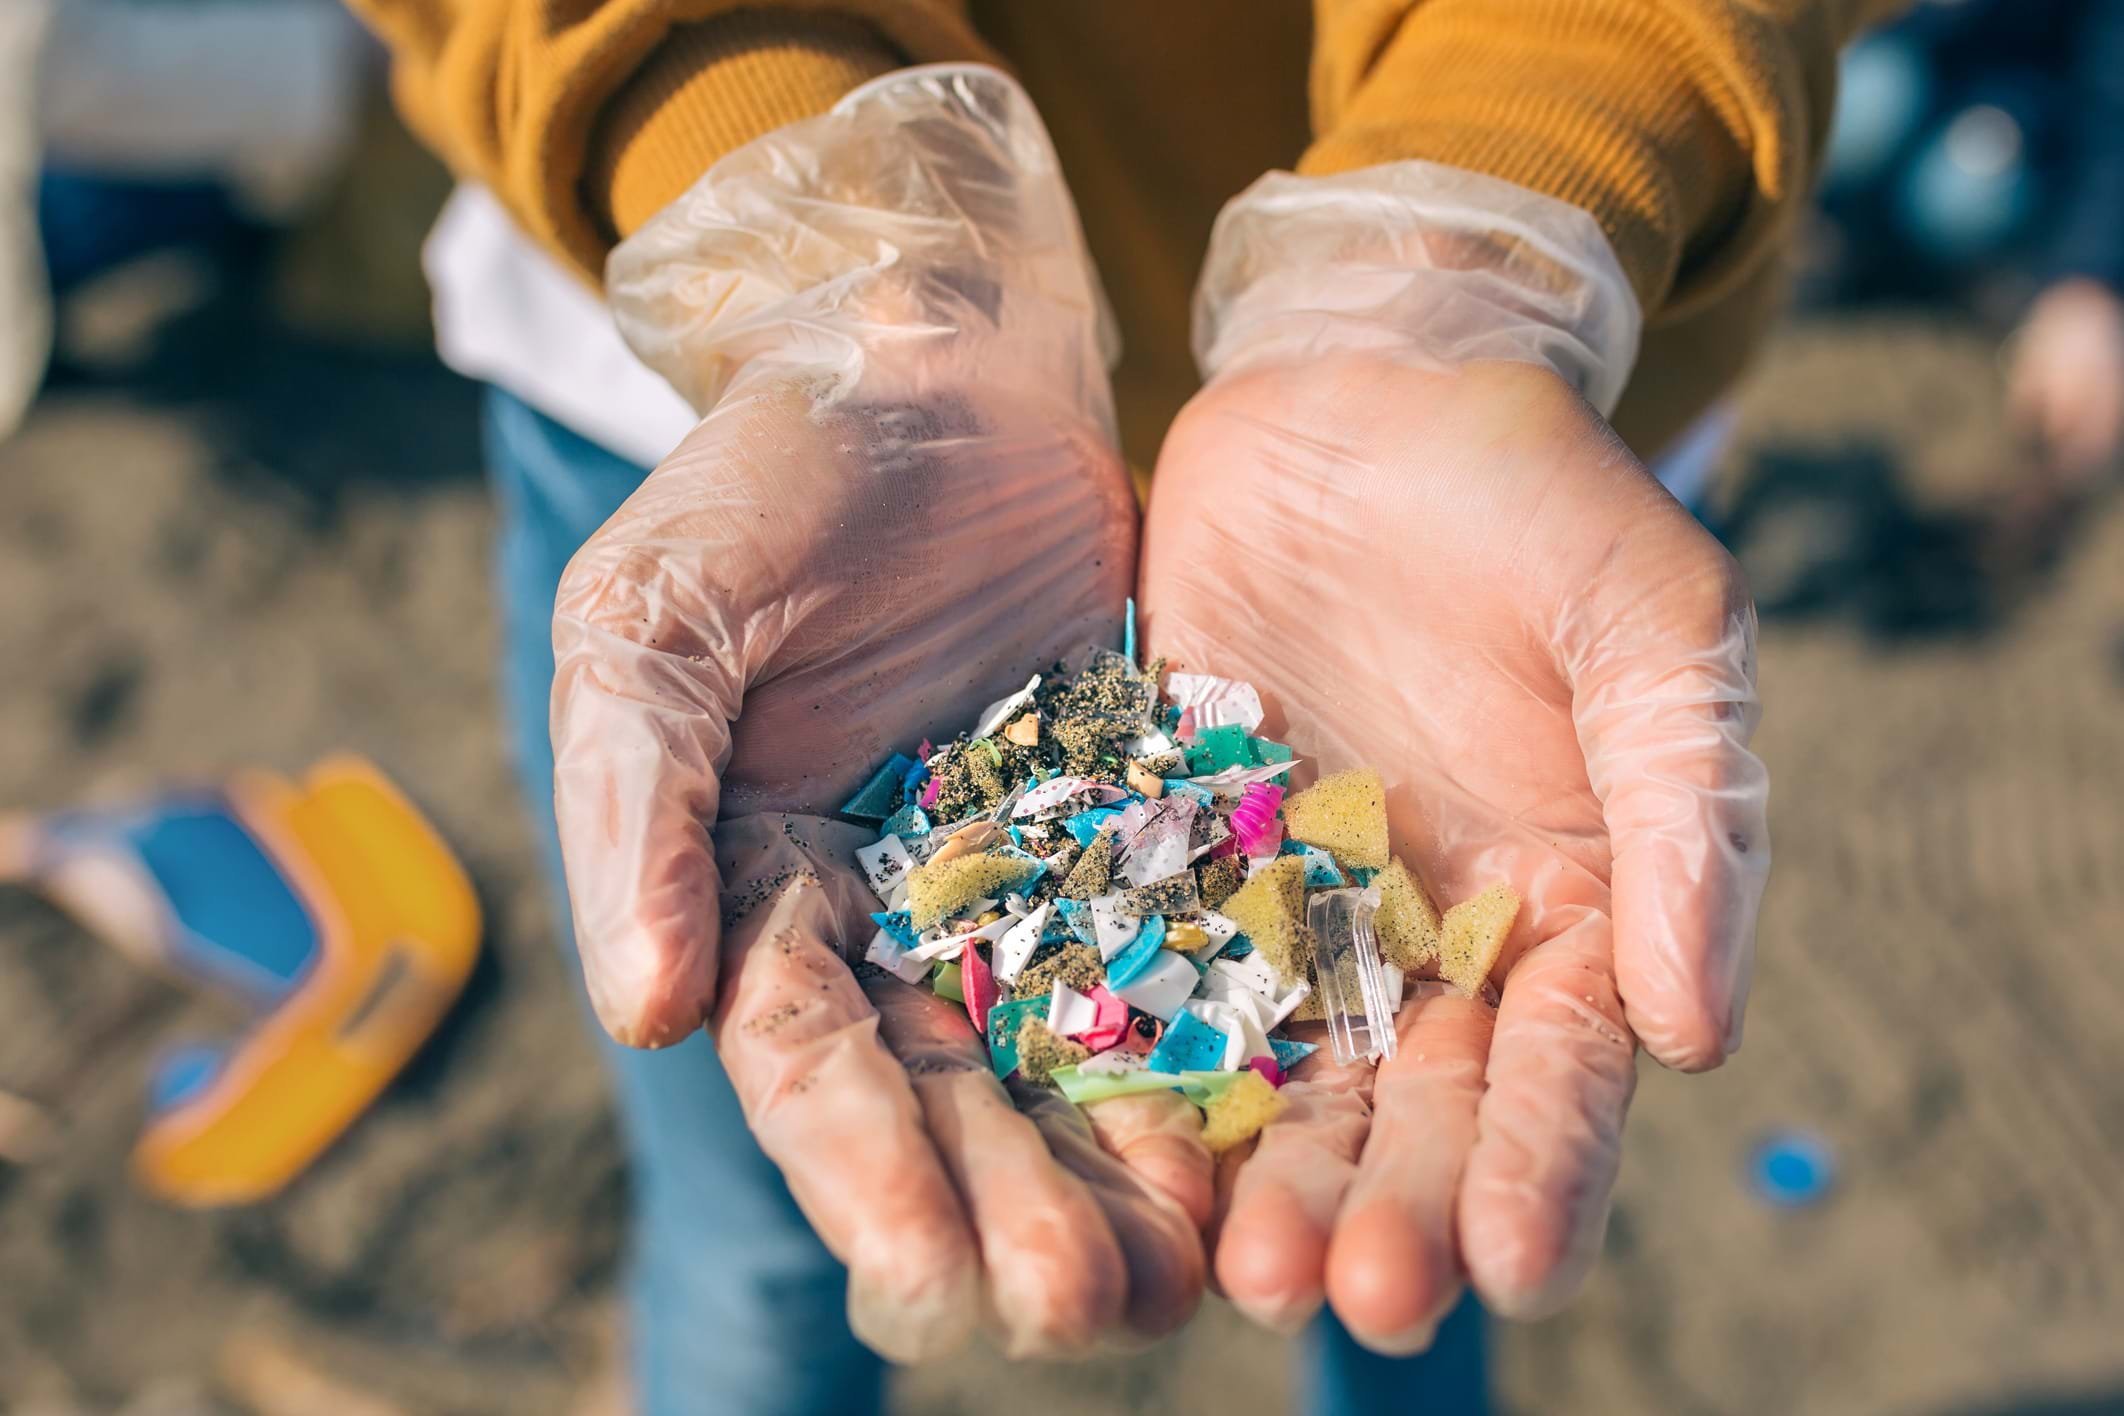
left=1305, top=887, right=1398, bottom=1065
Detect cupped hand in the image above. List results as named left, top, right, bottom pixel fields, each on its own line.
left=1142, top=355, right=1768, bottom=1349
left=549, top=377, right=1212, bottom=1359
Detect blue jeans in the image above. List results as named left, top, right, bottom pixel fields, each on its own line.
left=481, top=386, right=1490, bottom=1416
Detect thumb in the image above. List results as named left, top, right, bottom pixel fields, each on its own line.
left=551, top=539, right=742, bottom=1049
left=1566, top=531, right=1769, bottom=1073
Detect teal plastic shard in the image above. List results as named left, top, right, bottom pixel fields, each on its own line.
left=1305, top=887, right=1397, bottom=1066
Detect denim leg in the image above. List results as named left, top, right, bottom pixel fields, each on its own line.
left=1302, top=1296, right=1490, bottom=1416
left=482, top=387, right=884, bottom=1416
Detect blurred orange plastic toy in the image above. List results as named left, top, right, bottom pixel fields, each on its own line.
left=0, top=757, right=480, bottom=1206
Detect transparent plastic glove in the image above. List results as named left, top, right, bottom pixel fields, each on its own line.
left=553, top=66, right=1204, bottom=1358
left=1143, top=163, right=1767, bottom=1347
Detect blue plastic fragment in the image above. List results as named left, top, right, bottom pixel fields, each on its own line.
left=1349, top=866, right=1377, bottom=886
left=1162, top=780, right=1214, bottom=807
left=843, top=754, right=917, bottom=819
left=1104, top=915, right=1167, bottom=991
left=900, top=754, right=931, bottom=804
left=1147, top=1011, right=1228, bottom=1073
left=1279, top=842, right=1346, bottom=888
left=986, top=996, right=1050, bottom=1078
left=1064, top=807, right=1124, bottom=846
left=1222, top=934, right=1255, bottom=959
left=1124, top=596, right=1139, bottom=669
left=1748, top=1130, right=1836, bottom=1207
left=880, top=803, right=931, bottom=839
left=1268, top=1036, right=1318, bottom=1070
left=870, top=911, right=919, bottom=948
left=1054, top=897, right=1099, bottom=946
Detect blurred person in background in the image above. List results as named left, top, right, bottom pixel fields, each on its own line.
left=0, top=0, right=375, bottom=439
left=339, top=3, right=1899, bottom=1414
left=1817, top=0, right=2124, bottom=483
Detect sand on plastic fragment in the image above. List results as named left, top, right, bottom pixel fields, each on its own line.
left=903, top=851, right=1041, bottom=931
left=1200, top=1068, right=1287, bottom=1153
left=1279, top=767, right=1390, bottom=870
left=1015, top=1016, right=1090, bottom=1085
left=1439, top=882, right=1521, bottom=996
left=1057, top=827, right=1116, bottom=900
left=1218, top=855, right=1309, bottom=987
left=1014, top=942, right=1105, bottom=1000
left=1373, top=858, right=1443, bottom=971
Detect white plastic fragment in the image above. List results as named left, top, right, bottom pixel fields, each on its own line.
left=972, top=674, right=1041, bottom=739
left=1091, top=893, right=1141, bottom=961
left=907, top=911, right=1014, bottom=964
left=993, top=902, right=1050, bottom=984
left=865, top=927, right=934, bottom=984
left=855, top=834, right=913, bottom=904
left=1111, top=950, right=1199, bottom=1021
left=1165, top=673, right=1265, bottom=734
left=1116, top=796, right=1196, bottom=886
left=1188, top=760, right=1305, bottom=796
left=1208, top=953, right=1282, bottom=998
left=1047, top=981, right=1100, bottom=1038
left=1185, top=911, right=1241, bottom=966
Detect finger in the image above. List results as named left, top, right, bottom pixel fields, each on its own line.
left=1014, top=1080, right=1210, bottom=1347
left=552, top=533, right=743, bottom=1049
left=1084, top=1091, right=1217, bottom=1231
left=1325, top=984, right=1494, bottom=1354
left=1211, top=1040, right=1373, bottom=1334
left=865, top=976, right=1131, bottom=1358
left=709, top=817, right=982, bottom=1361
left=1458, top=910, right=1636, bottom=1319
left=1571, top=545, right=1769, bottom=1070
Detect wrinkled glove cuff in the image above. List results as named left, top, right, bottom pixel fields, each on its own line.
left=1193, top=161, right=1642, bottom=418
left=607, top=62, right=1117, bottom=433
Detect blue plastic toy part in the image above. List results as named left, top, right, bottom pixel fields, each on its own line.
left=148, top=1042, right=228, bottom=1112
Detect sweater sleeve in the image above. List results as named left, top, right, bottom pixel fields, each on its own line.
left=1300, top=0, right=1906, bottom=317
left=341, top=0, right=993, bottom=283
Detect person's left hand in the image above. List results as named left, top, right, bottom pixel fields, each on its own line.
left=1141, top=352, right=1768, bottom=1350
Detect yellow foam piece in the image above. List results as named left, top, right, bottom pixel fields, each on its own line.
left=1374, top=858, right=1442, bottom=971
left=1200, top=1069, right=1287, bottom=1153
left=1281, top=768, right=1390, bottom=870
left=905, top=852, right=1040, bottom=931
left=1219, top=855, right=1308, bottom=988
left=1015, top=1016, right=1089, bottom=1086
left=1439, top=883, right=1521, bottom=996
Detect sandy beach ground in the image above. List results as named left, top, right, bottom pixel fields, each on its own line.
left=2, top=190, right=2121, bottom=1413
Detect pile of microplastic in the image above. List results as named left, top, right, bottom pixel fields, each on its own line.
left=845, top=633, right=1520, bottom=1153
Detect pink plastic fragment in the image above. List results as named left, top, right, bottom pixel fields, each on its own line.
left=917, top=739, right=934, bottom=761
left=1074, top=986, right=1130, bottom=1051
left=1229, top=783, right=1285, bottom=856
left=1175, top=708, right=1198, bottom=741
left=919, top=775, right=941, bottom=809
left=960, top=940, right=997, bottom=1034
left=1247, top=1056, right=1287, bottom=1088
left=1209, top=834, right=1242, bottom=860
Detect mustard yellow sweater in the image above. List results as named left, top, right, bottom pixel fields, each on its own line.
left=343, top=0, right=1900, bottom=461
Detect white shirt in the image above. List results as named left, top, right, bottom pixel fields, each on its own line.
left=423, top=184, right=698, bottom=470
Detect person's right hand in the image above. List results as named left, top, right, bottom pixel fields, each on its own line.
left=549, top=66, right=1210, bottom=1361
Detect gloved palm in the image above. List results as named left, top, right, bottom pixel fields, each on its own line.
left=550, top=67, right=1209, bottom=1361
left=1143, top=354, right=1766, bottom=1347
